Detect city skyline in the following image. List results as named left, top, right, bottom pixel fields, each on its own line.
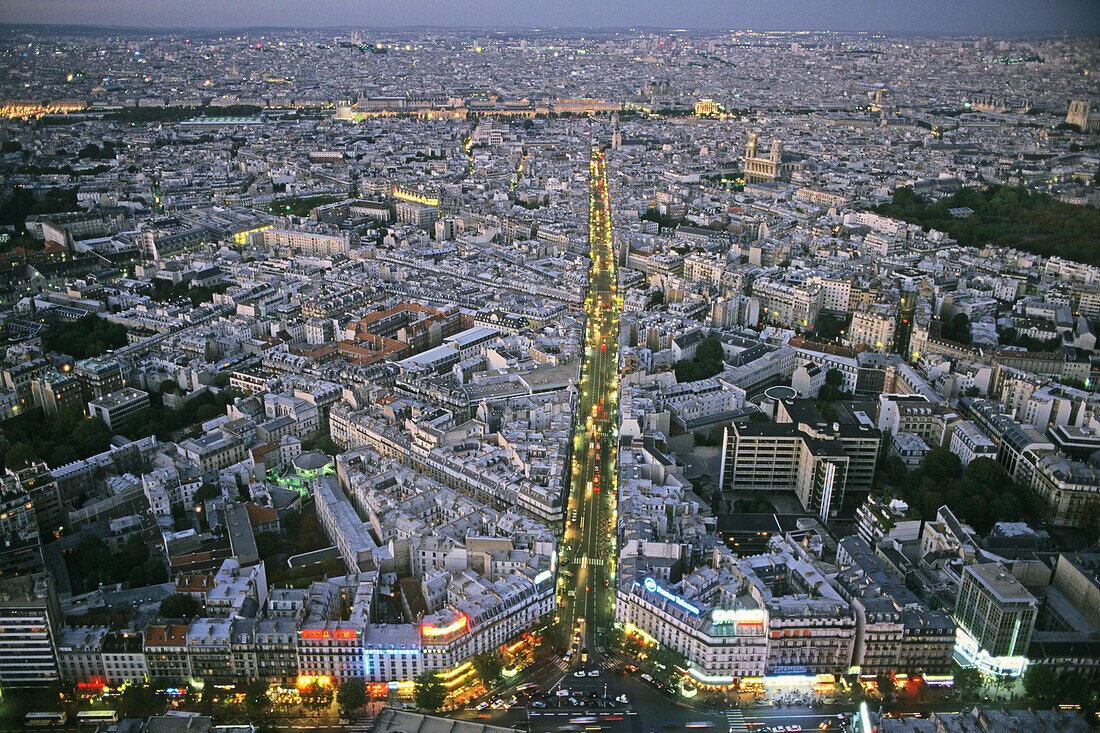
left=0, top=0, right=1099, bottom=35
left=0, top=17, right=1098, bottom=733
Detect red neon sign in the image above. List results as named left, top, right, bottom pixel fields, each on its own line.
left=301, top=628, right=358, bottom=640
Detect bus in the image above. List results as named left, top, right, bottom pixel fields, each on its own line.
left=76, top=711, right=119, bottom=725
left=24, top=712, right=67, bottom=727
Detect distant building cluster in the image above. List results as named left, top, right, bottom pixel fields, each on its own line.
left=0, top=27, right=1098, bottom=702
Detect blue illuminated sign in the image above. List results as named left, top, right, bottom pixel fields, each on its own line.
left=643, top=577, right=700, bottom=615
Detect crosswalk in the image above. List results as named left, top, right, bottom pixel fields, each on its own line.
left=577, top=556, right=606, bottom=568
left=725, top=709, right=749, bottom=733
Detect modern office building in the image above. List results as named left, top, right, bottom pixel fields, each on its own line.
left=954, top=563, right=1038, bottom=675
left=719, top=400, right=880, bottom=520
left=88, top=387, right=151, bottom=430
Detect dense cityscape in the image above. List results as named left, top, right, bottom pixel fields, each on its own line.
left=0, top=20, right=1099, bottom=733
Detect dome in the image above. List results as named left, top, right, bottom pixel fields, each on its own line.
left=293, top=451, right=333, bottom=472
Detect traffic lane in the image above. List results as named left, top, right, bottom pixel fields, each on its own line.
left=743, top=708, right=852, bottom=730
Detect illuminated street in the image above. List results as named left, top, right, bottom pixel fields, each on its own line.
left=560, top=147, right=621, bottom=662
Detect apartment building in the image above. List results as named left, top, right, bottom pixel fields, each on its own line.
left=616, top=572, right=768, bottom=684
left=949, top=421, right=997, bottom=467
left=751, top=278, right=822, bottom=331
left=877, top=394, right=957, bottom=448
left=178, top=433, right=247, bottom=474
left=263, top=220, right=353, bottom=258
left=848, top=306, right=897, bottom=353
left=73, top=358, right=124, bottom=401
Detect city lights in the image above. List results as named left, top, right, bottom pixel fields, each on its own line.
left=421, top=615, right=469, bottom=637
left=643, top=577, right=700, bottom=615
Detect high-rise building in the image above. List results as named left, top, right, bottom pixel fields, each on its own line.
left=719, top=400, right=880, bottom=520
left=0, top=573, right=62, bottom=688
left=954, top=563, right=1038, bottom=667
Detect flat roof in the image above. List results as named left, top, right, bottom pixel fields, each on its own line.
left=966, top=563, right=1036, bottom=604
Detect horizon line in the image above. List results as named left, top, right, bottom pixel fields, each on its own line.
left=0, top=22, right=1091, bottom=38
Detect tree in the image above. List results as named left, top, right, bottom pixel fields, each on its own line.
left=994, top=673, right=1015, bottom=697
left=818, top=368, right=851, bottom=402
left=195, top=403, right=221, bottom=422
left=647, top=645, right=687, bottom=687
left=43, top=313, right=127, bottom=360
left=73, top=534, right=111, bottom=589
left=941, top=313, right=972, bottom=345
left=337, top=678, right=367, bottom=713
left=119, top=683, right=163, bottom=717
left=696, top=337, right=723, bottom=363
left=245, top=679, right=270, bottom=715
left=953, top=667, right=983, bottom=700
left=194, top=483, right=221, bottom=503
left=1023, top=664, right=1059, bottom=704
left=4, top=442, right=38, bottom=470
left=673, top=337, right=724, bottom=383
left=850, top=678, right=867, bottom=702
left=535, top=620, right=568, bottom=658
left=875, top=185, right=1100, bottom=267
left=299, top=682, right=332, bottom=711
left=1059, top=670, right=1096, bottom=711
left=413, top=672, right=447, bottom=712
left=921, top=447, right=963, bottom=483
left=473, top=651, right=503, bottom=684
left=159, top=593, right=202, bottom=620
left=876, top=671, right=896, bottom=697
left=72, top=416, right=112, bottom=455
left=283, top=508, right=302, bottom=537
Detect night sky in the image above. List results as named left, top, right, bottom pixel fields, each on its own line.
left=0, top=0, right=1097, bottom=34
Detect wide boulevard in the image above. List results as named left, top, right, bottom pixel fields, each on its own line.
left=559, top=147, right=621, bottom=660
